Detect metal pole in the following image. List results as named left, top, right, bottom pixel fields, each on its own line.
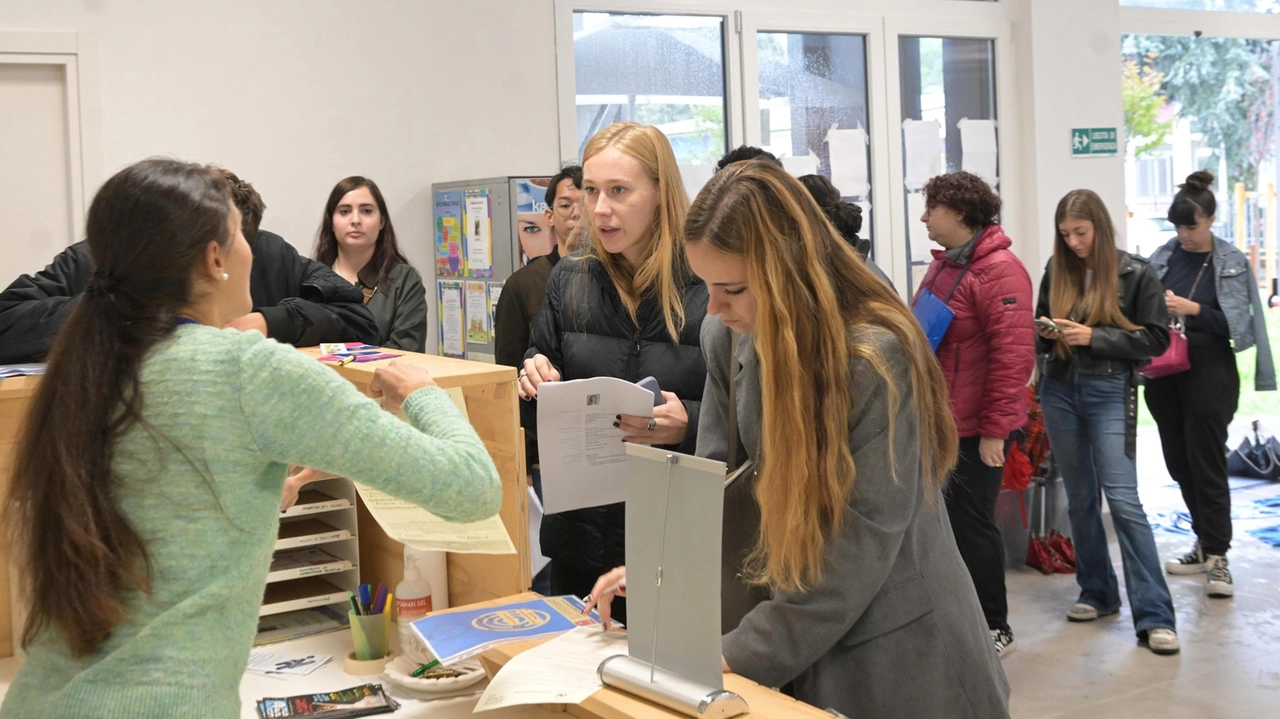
left=1268, top=183, right=1278, bottom=289
left=1235, top=181, right=1248, bottom=251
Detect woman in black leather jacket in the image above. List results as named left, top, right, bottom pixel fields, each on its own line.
left=1035, top=189, right=1179, bottom=655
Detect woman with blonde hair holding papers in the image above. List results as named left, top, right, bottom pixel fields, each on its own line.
left=0, top=159, right=501, bottom=719
left=518, top=123, right=708, bottom=619
left=586, top=161, right=1009, bottom=718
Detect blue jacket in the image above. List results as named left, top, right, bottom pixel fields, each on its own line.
left=1149, top=236, right=1275, bottom=391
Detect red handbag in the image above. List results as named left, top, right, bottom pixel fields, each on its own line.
left=1140, top=320, right=1189, bottom=379
left=1001, top=443, right=1033, bottom=492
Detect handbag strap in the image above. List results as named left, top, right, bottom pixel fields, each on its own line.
left=1188, top=252, right=1212, bottom=298
left=728, top=331, right=740, bottom=473
left=942, top=260, right=974, bottom=304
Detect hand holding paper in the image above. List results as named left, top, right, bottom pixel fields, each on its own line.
left=617, top=391, right=688, bottom=445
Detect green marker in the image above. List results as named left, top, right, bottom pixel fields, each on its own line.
left=411, top=659, right=441, bottom=678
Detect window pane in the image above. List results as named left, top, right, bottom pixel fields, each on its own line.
left=573, top=12, right=727, bottom=194
left=1121, top=34, right=1275, bottom=262
left=1122, top=0, right=1280, bottom=12
left=899, top=36, right=998, bottom=296
left=757, top=32, right=875, bottom=259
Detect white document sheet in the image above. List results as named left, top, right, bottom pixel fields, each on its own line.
left=473, top=627, right=627, bottom=712
left=825, top=126, right=869, bottom=197
left=903, top=119, right=943, bottom=190
left=958, top=118, right=999, bottom=186
left=908, top=192, right=934, bottom=264
left=781, top=150, right=819, bottom=178
left=536, top=377, right=655, bottom=514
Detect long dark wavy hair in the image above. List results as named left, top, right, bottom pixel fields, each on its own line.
left=313, top=176, right=409, bottom=288
left=5, top=158, right=234, bottom=657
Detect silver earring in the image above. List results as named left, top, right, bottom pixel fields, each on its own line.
left=221, top=272, right=229, bottom=281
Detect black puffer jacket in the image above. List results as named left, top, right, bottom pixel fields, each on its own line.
left=0, top=231, right=378, bottom=363
left=524, top=256, right=708, bottom=572
left=1035, top=249, right=1169, bottom=457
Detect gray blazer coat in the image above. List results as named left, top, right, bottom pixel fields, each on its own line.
left=696, top=315, right=1010, bottom=718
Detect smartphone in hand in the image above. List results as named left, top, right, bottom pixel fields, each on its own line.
left=1035, top=317, right=1062, bottom=333
left=636, top=376, right=666, bottom=406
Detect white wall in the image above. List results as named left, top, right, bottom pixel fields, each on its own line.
left=0, top=0, right=562, bottom=351
left=1025, top=0, right=1127, bottom=275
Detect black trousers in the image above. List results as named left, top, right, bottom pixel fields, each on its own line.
left=1144, top=343, right=1240, bottom=556
left=945, top=436, right=1009, bottom=632
left=551, top=561, right=627, bottom=625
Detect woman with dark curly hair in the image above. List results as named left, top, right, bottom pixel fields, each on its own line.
left=911, top=171, right=1035, bottom=658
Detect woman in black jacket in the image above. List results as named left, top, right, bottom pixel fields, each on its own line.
left=1036, top=189, right=1178, bottom=655
left=518, top=123, right=708, bottom=617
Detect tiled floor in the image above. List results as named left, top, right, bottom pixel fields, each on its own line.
left=1004, top=417, right=1280, bottom=719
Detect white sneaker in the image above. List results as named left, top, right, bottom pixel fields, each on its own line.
left=1066, top=603, right=1119, bottom=622
left=1145, top=628, right=1180, bottom=655
left=1166, top=542, right=1206, bottom=575
left=1206, top=555, right=1234, bottom=598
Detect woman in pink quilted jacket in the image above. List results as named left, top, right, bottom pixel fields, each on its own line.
left=912, top=171, right=1036, bottom=658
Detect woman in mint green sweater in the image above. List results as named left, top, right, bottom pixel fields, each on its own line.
left=0, top=159, right=502, bottom=719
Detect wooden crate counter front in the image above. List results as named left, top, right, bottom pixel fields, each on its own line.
left=0, top=376, right=40, bottom=659
left=297, top=347, right=530, bottom=607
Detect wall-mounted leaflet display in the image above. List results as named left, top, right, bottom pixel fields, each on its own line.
left=435, top=190, right=464, bottom=278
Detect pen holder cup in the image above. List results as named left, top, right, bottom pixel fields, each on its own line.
left=346, top=611, right=392, bottom=672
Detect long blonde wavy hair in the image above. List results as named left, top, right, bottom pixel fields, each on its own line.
left=685, top=162, right=959, bottom=593
left=579, top=123, right=691, bottom=343
left=1050, top=190, right=1141, bottom=358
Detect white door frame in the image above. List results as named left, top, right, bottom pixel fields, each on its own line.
left=0, top=31, right=104, bottom=237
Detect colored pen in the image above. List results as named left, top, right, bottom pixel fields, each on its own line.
left=349, top=592, right=362, bottom=616
left=411, top=659, right=441, bottom=678
left=372, top=582, right=387, bottom=615
left=336, top=355, right=355, bottom=367
left=358, top=584, right=372, bottom=614
left=384, top=593, right=393, bottom=617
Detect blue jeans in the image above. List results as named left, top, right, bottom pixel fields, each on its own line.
left=1040, top=371, right=1176, bottom=634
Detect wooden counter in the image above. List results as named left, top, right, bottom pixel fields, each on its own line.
left=0, top=376, right=40, bottom=658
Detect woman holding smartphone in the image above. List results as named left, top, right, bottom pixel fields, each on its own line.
left=1035, top=189, right=1178, bottom=655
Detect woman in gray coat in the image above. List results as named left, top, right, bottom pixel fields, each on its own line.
left=586, top=162, right=1009, bottom=718
left=314, top=176, right=428, bottom=352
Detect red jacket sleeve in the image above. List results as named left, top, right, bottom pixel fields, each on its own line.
left=975, top=252, right=1036, bottom=439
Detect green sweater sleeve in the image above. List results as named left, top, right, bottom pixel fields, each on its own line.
left=235, top=333, right=501, bottom=523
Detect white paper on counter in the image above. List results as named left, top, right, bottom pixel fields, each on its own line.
left=825, top=126, right=869, bottom=197
left=527, top=486, right=550, bottom=576
left=903, top=119, right=943, bottom=190
left=536, top=377, right=655, bottom=514
left=907, top=192, right=935, bottom=263
left=958, top=118, right=999, bottom=186
left=473, top=627, right=627, bottom=712
left=781, top=150, right=819, bottom=178
left=353, top=483, right=515, bottom=555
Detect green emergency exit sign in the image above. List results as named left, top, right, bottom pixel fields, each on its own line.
left=1072, top=128, right=1119, bottom=156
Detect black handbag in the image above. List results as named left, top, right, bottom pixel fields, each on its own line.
left=1227, top=420, right=1280, bottom=481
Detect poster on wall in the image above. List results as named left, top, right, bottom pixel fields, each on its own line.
left=488, top=282, right=504, bottom=337
left=438, top=280, right=466, bottom=359
left=435, top=191, right=464, bottom=277
left=513, top=177, right=554, bottom=267
left=463, top=189, right=493, bottom=278
left=465, top=281, right=490, bottom=344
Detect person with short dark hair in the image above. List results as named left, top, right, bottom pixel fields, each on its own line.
left=314, top=176, right=427, bottom=352
left=913, top=171, right=1034, bottom=658
left=797, top=173, right=894, bottom=288
left=1146, top=170, right=1275, bottom=597
left=714, top=145, right=781, bottom=172
left=492, top=165, right=584, bottom=593
left=0, top=169, right=378, bottom=363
